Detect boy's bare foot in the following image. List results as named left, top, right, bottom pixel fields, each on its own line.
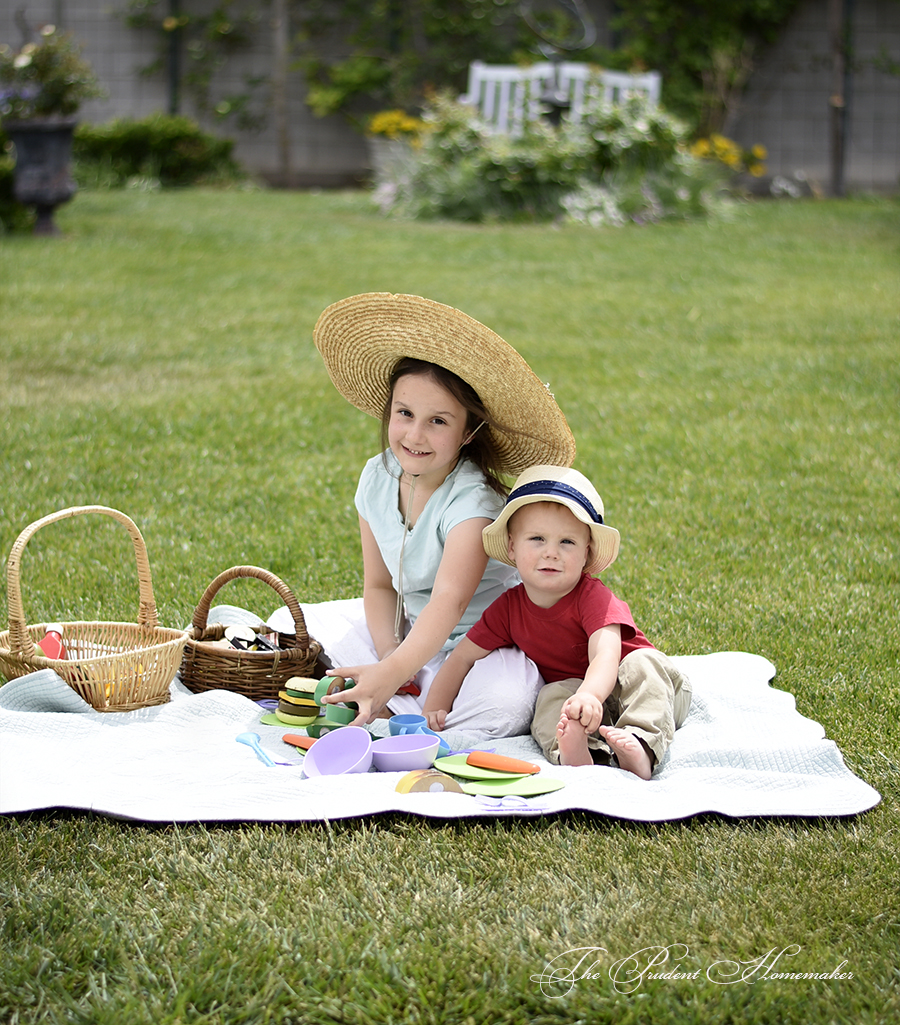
left=557, top=711, right=593, bottom=766
left=598, top=726, right=653, bottom=780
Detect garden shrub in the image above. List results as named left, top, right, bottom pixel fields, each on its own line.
left=73, top=113, right=242, bottom=187
left=376, top=90, right=730, bottom=226
left=0, top=127, right=34, bottom=233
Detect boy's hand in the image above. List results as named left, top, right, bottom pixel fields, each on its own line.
left=424, top=709, right=447, bottom=731
left=563, top=692, right=605, bottom=733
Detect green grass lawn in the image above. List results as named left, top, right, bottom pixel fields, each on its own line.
left=1, top=188, right=898, bottom=1024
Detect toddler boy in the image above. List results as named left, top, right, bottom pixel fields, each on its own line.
left=422, top=465, right=691, bottom=778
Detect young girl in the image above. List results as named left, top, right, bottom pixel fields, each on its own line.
left=286, top=292, right=576, bottom=735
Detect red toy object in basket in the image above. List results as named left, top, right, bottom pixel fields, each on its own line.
left=36, top=625, right=67, bottom=660
left=0, top=506, right=189, bottom=711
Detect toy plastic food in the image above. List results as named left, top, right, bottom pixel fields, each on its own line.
left=224, top=625, right=258, bottom=650
left=395, top=769, right=465, bottom=794
left=36, top=624, right=67, bottom=660
left=306, top=722, right=344, bottom=739
left=284, top=677, right=319, bottom=703
left=466, top=751, right=541, bottom=775
left=314, top=674, right=354, bottom=704
left=275, top=686, right=319, bottom=726
left=323, top=702, right=356, bottom=725
left=282, top=733, right=316, bottom=750
left=433, top=754, right=529, bottom=782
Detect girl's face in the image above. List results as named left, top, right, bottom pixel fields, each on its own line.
left=388, top=372, right=470, bottom=486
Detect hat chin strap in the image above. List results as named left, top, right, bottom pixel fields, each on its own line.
left=462, top=420, right=486, bottom=447
left=394, top=421, right=485, bottom=644
left=395, top=474, right=417, bottom=644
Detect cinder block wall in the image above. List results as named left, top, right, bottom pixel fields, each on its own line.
left=3, top=0, right=897, bottom=191
left=730, top=0, right=900, bottom=192
left=0, top=0, right=369, bottom=186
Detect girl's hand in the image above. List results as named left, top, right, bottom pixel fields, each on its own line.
left=424, top=709, right=447, bottom=732
left=322, top=662, right=404, bottom=726
left=563, top=692, right=605, bottom=734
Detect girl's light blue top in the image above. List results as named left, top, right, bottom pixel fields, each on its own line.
left=355, top=451, right=518, bottom=649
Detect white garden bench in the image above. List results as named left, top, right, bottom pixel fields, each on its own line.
left=459, top=61, right=662, bottom=135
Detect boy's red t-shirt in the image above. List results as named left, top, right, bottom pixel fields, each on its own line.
left=466, top=573, right=655, bottom=683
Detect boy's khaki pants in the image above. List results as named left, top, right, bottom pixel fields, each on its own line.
left=530, top=648, right=692, bottom=768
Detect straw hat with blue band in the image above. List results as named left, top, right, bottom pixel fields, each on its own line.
left=481, top=465, right=621, bottom=575
left=313, top=292, right=576, bottom=477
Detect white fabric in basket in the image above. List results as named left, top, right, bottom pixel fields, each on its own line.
left=0, top=651, right=881, bottom=822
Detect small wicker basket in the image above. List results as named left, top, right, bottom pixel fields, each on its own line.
left=179, top=565, right=324, bottom=702
left=0, top=506, right=189, bottom=711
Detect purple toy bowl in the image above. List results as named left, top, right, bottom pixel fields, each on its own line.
left=302, top=726, right=373, bottom=777
left=371, top=733, right=440, bottom=772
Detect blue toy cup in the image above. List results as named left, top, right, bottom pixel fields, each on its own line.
left=388, top=714, right=451, bottom=757
left=389, top=713, right=427, bottom=736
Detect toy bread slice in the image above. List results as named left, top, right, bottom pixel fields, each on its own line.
left=395, top=769, right=465, bottom=794
left=284, top=677, right=319, bottom=700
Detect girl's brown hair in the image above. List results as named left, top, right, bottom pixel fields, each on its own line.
left=380, top=358, right=511, bottom=497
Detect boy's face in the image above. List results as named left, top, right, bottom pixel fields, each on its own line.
left=506, top=502, right=591, bottom=607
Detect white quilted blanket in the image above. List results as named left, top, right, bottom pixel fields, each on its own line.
left=0, top=651, right=880, bottom=821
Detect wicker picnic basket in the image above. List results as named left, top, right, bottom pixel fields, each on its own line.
left=179, top=565, right=324, bottom=701
left=0, top=506, right=190, bottom=711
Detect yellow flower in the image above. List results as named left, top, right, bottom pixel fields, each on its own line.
left=748, top=162, right=767, bottom=177
left=366, top=109, right=424, bottom=138
left=751, top=144, right=768, bottom=159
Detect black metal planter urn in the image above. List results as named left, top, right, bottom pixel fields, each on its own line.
left=5, top=117, right=78, bottom=236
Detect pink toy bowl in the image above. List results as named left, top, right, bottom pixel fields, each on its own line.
left=302, top=726, right=373, bottom=777
left=371, top=733, right=440, bottom=772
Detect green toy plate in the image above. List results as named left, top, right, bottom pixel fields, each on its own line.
left=461, top=776, right=565, bottom=797
left=259, top=713, right=283, bottom=726
left=433, top=754, right=529, bottom=782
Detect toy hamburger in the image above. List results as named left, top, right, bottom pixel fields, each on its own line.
left=275, top=677, right=320, bottom=726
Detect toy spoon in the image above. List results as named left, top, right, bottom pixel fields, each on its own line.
left=236, top=731, right=292, bottom=766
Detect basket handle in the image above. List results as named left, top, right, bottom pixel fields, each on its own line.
left=6, top=505, right=161, bottom=660
left=189, top=565, right=311, bottom=648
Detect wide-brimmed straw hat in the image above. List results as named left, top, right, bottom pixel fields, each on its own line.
left=482, top=465, right=620, bottom=575
left=313, top=292, right=575, bottom=477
